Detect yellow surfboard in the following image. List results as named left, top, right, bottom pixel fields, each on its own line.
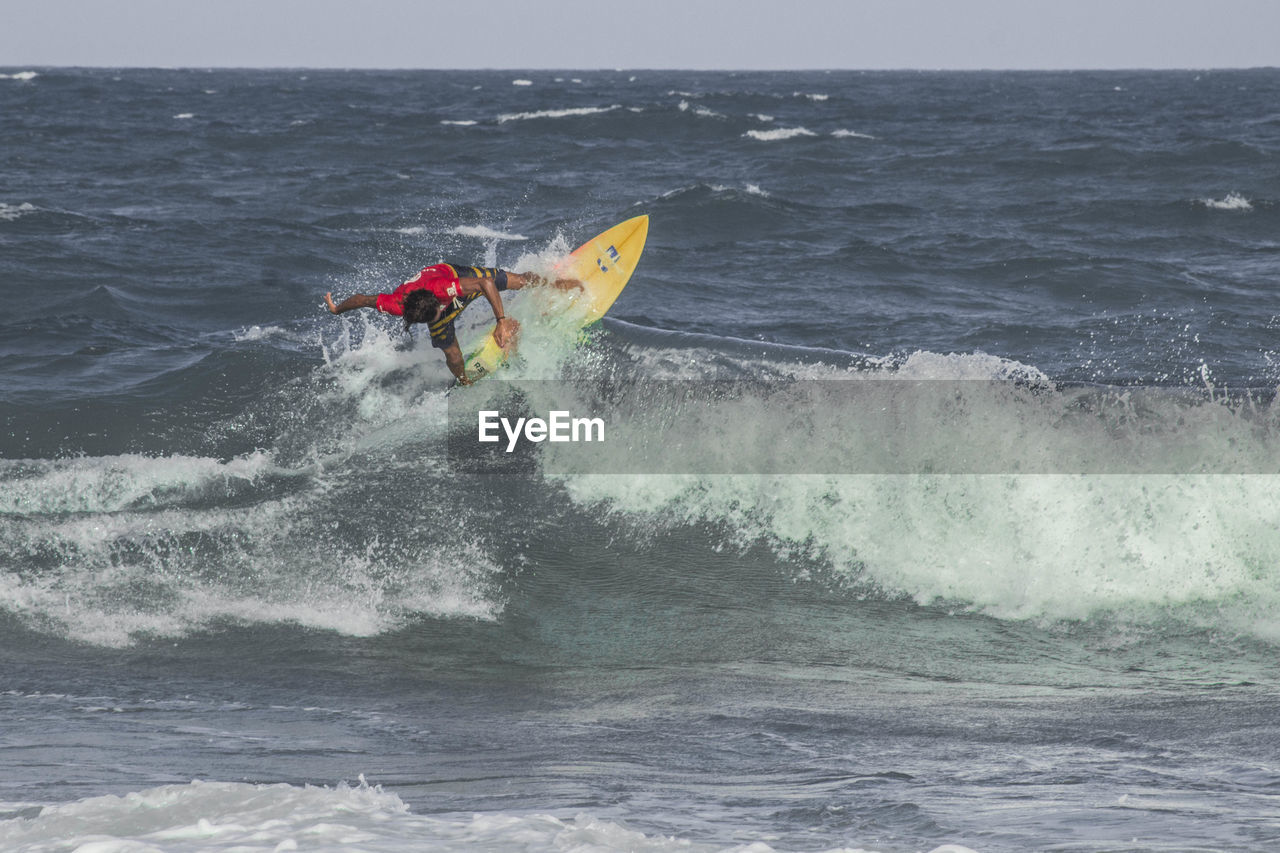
left=463, top=214, right=649, bottom=381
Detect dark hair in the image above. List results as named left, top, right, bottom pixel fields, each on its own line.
left=402, top=289, right=443, bottom=332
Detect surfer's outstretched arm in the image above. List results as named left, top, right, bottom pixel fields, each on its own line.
left=325, top=292, right=377, bottom=314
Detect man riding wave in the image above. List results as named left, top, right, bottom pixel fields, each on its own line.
left=325, top=263, right=579, bottom=385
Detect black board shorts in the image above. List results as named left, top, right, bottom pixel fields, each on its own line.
left=427, top=266, right=509, bottom=349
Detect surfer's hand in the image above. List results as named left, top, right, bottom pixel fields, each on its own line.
left=324, top=292, right=339, bottom=314
left=457, top=373, right=473, bottom=387
left=494, top=317, right=520, bottom=348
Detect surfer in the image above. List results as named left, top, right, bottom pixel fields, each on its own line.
left=325, top=263, right=578, bottom=385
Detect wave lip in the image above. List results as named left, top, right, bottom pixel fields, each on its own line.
left=0, top=779, right=408, bottom=852
left=0, top=452, right=282, bottom=516
left=1199, top=192, right=1253, bottom=210
left=678, top=100, right=727, bottom=119
left=449, top=224, right=528, bottom=241
left=0, top=202, right=37, bottom=221
left=0, top=779, right=974, bottom=853
left=496, top=105, right=619, bottom=123
left=491, top=347, right=1280, bottom=640
left=744, top=127, right=817, bottom=141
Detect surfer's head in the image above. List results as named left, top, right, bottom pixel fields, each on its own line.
left=402, top=289, right=445, bottom=331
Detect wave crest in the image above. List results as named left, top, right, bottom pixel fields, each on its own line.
left=1200, top=192, right=1253, bottom=210
left=497, top=105, right=619, bottom=123
left=745, top=127, right=817, bottom=141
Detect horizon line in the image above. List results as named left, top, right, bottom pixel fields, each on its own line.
left=5, top=64, right=1280, bottom=73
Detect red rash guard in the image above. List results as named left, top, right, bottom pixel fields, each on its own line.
left=375, top=264, right=462, bottom=316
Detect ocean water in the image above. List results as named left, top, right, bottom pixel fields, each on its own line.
left=2, top=67, right=1280, bottom=852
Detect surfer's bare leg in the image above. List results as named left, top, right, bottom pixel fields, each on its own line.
left=441, top=341, right=471, bottom=385
left=507, top=272, right=583, bottom=291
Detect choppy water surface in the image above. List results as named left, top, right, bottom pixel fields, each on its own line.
left=2, top=67, right=1280, bottom=852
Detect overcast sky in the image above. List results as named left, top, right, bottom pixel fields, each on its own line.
left=4, top=0, right=1279, bottom=70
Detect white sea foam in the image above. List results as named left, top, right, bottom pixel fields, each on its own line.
left=705, top=183, right=770, bottom=198
left=497, top=105, right=619, bottom=123
left=1200, top=192, right=1253, bottom=210
left=745, top=127, right=817, bottom=141
left=234, top=324, right=278, bottom=341
left=0, top=779, right=964, bottom=853
left=657, top=183, right=770, bottom=202
left=0, top=202, right=37, bottom=221
left=440, top=119, right=477, bottom=126
left=891, top=349, right=1049, bottom=381
left=678, top=100, right=725, bottom=118
left=795, top=92, right=829, bottom=101
left=512, top=79, right=533, bottom=86
left=0, top=321, right=510, bottom=647
left=0, top=452, right=280, bottom=516
left=449, top=224, right=529, bottom=241
left=0, top=450, right=502, bottom=646
left=832, top=129, right=876, bottom=139
left=174, top=112, right=195, bottom=119
left=0, top=71, right=38, bottom=81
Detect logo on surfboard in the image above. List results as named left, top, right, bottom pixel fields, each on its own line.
left=596, top=245, right=621, bottom=273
